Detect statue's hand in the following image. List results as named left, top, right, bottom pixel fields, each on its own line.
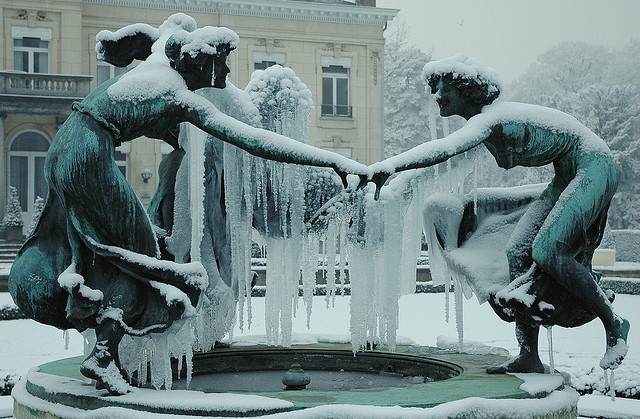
left=368, top=162, right=394, bottom=200
left=333, top=167, right=350, bottom=189
left=333, top=165, right=370, bottom=191
left=355, top=174, right=369, bottom=191
left=371, top=172, right=391, bottom=200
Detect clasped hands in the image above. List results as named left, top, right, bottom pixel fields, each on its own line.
left=333, top=161, right=394, bottom=200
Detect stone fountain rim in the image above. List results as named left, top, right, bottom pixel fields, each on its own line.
left=13, top=343, right=571, bottom=417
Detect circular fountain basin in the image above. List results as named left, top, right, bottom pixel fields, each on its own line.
left=173, top=347, right=460, bottom=393
left=12, top=343, right=577, bottom=418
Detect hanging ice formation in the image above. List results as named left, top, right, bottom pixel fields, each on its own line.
left=114, top=61, right=486, bottom=388
left=245, top=65, right=317, bottom=346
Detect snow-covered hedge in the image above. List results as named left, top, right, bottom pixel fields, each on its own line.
left=0, top=374, right=17, bottom=396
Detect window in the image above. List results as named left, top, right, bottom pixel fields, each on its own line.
left=12, top=27, right=51, bottom=73
left=115, top=143, right=130, bottom=180
left=321, top=57, right=351, bottom=118
left=253, top=52, right=285, bottom=70
left=8, top=131, right=50, bottom=224
left=97, top=61, right=128, bottom=86
left=254, top=61, right=277, bottom=70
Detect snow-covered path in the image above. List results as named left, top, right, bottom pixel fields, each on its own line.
left=1, top=291, right=638, bottom=418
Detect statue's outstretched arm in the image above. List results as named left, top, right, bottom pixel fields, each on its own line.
left=364, top=122, right=493, bottom=199
left=187, top=103, right=370, bottom=179
left=375, top=122, right=492, bottom=175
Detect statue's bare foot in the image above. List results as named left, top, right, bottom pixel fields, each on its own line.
left=486, top=353, right=544, bottom=374
left=600, top=317, right=630, bottom=370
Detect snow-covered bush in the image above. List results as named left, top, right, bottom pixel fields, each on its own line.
left=1, top=186, right=23, bottom=228
left=1, top=374, right=18, bottom=396
left=27, top=196, right=45, bottom=236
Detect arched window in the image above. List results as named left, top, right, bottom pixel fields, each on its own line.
left=8, top=131, right=51, bottom=224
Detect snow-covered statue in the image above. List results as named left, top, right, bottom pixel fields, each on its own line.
left=8, top=13, right=366, bottom=395
left=370, top=54, right=630, bottom=375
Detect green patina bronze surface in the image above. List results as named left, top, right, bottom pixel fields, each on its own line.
left=8, top=14, right=367, bottom=396
left=371, top=54, right=629, bottom=374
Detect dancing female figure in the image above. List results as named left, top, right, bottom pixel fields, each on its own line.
left=9, top=14, right=366, bottom=394
left=371, top=54, right=629, bottom=374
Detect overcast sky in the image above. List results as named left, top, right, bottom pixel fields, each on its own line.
left=376, top=0, right=640, bottom=83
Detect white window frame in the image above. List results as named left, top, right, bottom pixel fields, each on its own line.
left=253, top=52, right=285, bottom=70
left=12, top=27, right=51, bottom=73
left=321, top=57, right=352, bottom=118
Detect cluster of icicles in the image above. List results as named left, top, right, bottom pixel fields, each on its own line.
left=89, top=69, right=566, bottom=394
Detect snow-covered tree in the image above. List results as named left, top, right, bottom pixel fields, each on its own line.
left=383, top=21, right=433, bottom=157
left=507, top=41, right=611, bottom=107
left=246, top=64, right=342, bottom=226
left=27, top=196, right=45, bottom=236
left=1, top=186, right=24, bottom=228
left=245, top=64, right=313, bottom=140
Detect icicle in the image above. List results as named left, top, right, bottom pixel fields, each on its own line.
left=444, top=278, right=451, bottom=323
left=472, top=158, right=478, bottom=212
left=324, top=221, right=338, bottom=307
left=454, top=278, right=464, bottom=353
left=301, top=232, right=318, bottom=328
left=546, top=326, right=555, bottom=374
left=188, top=125, right=206, bottom=264
left=337, top=217, right=347, bottom=295
left=63, top=330, right=69, bottom=350
left=609, top=370, right=616, bottom=401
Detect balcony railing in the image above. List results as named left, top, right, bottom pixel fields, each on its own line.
left=321, top=104, right=352, bottom=118
left=0, top=71, right=92, bottom=98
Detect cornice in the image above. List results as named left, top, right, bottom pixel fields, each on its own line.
left=82, top=0, right=398, bottom=26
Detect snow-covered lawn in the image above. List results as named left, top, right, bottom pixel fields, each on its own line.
left=1, top=291, right=638, bottom=418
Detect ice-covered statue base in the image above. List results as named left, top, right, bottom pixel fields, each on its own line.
left=12, top=341, right=579, bottom=419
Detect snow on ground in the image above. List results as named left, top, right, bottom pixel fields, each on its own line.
left=1, top=291, right=638, bottom=418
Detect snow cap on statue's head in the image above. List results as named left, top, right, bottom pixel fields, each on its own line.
left=422, top=53, right=503, bottom=103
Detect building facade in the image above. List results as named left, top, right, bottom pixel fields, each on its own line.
left=0, top=0, right=397, bottom=230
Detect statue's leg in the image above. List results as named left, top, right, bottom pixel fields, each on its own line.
left=532, top=163, right=628, bottom=369
left=79, top=275, right=146, bottom=395
left=80, top=318, right=131, bottom=395
left=487, top=318, right=544, bottom=374
left=505, top=193, right=554, bottom=281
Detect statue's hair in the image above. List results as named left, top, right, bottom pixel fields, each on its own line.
left=422, top=54, right=503, bottom=106
left=95, top=13, right=200, bottom=68
left=95, top=25, right=159, bottom=67
left=165, top=26, right=239, bottom=72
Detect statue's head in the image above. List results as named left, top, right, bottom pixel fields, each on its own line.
left=165, top=26, right=239, bottom=90
left=422, top=54, right=502, bottom=118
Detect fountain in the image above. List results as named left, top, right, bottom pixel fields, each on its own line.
left=9, top=15, right=583, bottom=418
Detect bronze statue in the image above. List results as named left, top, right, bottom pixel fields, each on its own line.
left=9, top=14, right=366, bottom=395
left=370, top=54, right=630, bottom=374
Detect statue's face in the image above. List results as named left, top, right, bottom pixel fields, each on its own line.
left=212, top=51, right=230, bottom=89
left=433, top=79, right=468, bottom=118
